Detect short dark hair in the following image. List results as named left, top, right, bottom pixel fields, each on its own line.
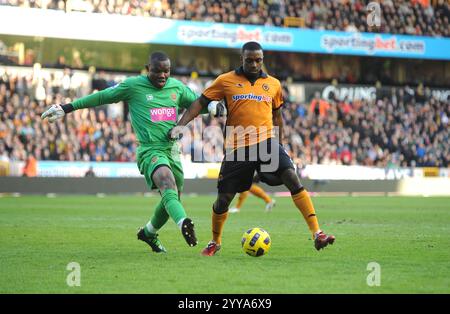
left=149, top=51, right=169, bottom=64
left=241, top=41, right=263, bottom=53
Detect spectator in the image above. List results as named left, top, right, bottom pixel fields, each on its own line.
left=84, top=165, right=96, bottom=177
left=22, top=153, right=37, bottom=177
left=54, top=55, right=68, bottom=69
left=0, top=65, right=448, bottom=169
left=309, top=92, right=330, bottom=117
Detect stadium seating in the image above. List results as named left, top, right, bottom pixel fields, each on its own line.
left=1, top=0, right=448, bottom=37
left=0, top=66, right=448, bottom=167
left=0, top=2, right=448, bottom=168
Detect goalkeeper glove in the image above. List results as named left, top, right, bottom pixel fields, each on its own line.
left=208, top=100, right=227, bottom=117
left=167, top=126, right=184, bottom=140
left=41, top=104, right=71, bottom=122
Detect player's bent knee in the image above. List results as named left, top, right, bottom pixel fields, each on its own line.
left=280, top=168, right=303, bottom=194
left=214, top=194, right=235, bottom=214
left=152, top=166, right=177, bottom=191
left=159, top=178, right=177, bottom=191
left=213, top=200, right=228, bottom=214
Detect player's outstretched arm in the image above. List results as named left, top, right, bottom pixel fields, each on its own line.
left=41, top=80, right=130, bottom=123
left=169, top=90, right=225, bottom=140
left=168, top=96, right=208, bottom=140
left=41, top=104, right=73, bottom=123
left=168, top=98, right=204, bottom=140
left=177, top=96, right=208, bottom=127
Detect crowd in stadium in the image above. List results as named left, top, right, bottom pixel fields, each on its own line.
left=2, top=0, right=449, bottom=37
left=1, top=66, right=448, bottom=169
left=0, top=68, right=136, bottom=164
left=283, top=88, right=449, bottom=168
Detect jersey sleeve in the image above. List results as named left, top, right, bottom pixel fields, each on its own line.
left=179, top=84, right=199, bottom=110
left=72, top=78, right=131, bottom=110
left=202, top=76, right=225, bottom=101
left=178, top=84, right=209, bottom=115
left=272, top=82, right=284, bottom=110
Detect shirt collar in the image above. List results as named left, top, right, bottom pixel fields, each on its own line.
left=235, top=66, right=268, bottom=79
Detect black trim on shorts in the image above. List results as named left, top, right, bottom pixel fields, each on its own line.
left=291, top=186, right=305, bottom=195
left=217, top=138, right=295, bottom=193
left=150, top=164, right=173, bottom=190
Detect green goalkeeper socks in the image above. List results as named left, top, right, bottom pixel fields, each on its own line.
left=144, top=201, right=169, bottom=237
left=144, top=190, right=187, bottom=237
left=150, top=201, right=169, bottom=229
left=161, top=189, right=187, bottom=226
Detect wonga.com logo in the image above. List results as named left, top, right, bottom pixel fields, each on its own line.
left=150, top=107, right=177, bottom=122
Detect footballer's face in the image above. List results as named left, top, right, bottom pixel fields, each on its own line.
left=148, top=59, right=171, bottom=88
left=242, top=50, right=264, bottom=77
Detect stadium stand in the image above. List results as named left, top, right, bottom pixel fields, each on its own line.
left=0, top=1, right=448, bottom=172
left=1, top=0, right=448, bottom=37
left=1, top=66, right=448, bottom=168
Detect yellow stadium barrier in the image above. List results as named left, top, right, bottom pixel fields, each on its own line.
left=423, top=167, right=439, bottom=177
left=206, top=168, right=220, bottom=179
left=284, top=17, right=305, bottom=28
left=0, top=161, right=10, bottom=176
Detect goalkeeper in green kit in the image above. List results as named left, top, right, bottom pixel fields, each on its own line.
left=41, top=52, right=200, bottom=253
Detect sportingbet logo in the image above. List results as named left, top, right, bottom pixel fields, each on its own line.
left=178, top=25, right=293, bottom=46
left=150, top=107, right=177, bottom=122
left=321, top=33, right=425, bottom=55
left=232, top=93, right=272, bottom=103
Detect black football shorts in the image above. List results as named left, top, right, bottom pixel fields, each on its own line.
left=217, top=138, right=295, bottom=193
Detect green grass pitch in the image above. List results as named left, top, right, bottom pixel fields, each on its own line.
left=0, top=195, right=449, bottom=293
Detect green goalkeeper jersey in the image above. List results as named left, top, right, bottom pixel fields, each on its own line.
left=72, top=75, right=198, bottom=150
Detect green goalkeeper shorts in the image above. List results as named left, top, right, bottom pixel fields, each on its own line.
left=137, top=146, right=184, bottom=192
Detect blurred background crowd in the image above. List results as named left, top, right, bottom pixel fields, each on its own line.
left=1, top=66, right=448, bottom=170
left=1, top=0, right=449, bottom=36
left=0, top=0, right=448, bottom=175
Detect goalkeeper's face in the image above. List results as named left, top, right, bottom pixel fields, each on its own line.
left=147, top=59, right=171, bottom=89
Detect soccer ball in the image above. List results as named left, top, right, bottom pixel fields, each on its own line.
left=241, top=227, right=271, bottom=257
